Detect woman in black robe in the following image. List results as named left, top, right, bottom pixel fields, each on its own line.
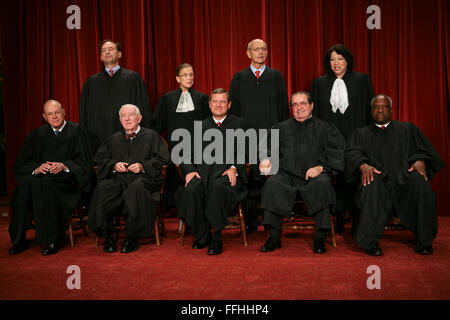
left=310, top=44, right=375, bottom=232
left=150, top=63, right=210, bottom=211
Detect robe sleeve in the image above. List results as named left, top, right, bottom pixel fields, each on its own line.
left=317, top=123, right=346, bottom=175
left=277, top=72, right=290, bottom=121
left=12, top=130, right=41, bottom=183
left=229, top=73, right=241, bottom=117
left=344, top=128, right=373, bottom=183
left=310, top=77, right=320, bottom=118
left=94, top=138, right=121, bottom=181
left=407, top=123, right=445, bottom=180
left=132, top=73, right=152, bottom=128
left=63, top=124, right=95, bottom=194
left=150, top=94, right=168, bottom=134
left=363, top=74, right=376, bottom=126
left=141, top=134, right=170, bottom=182
left=200, top=93, right=211, bottom=119
left=79, top=77, right=91, bottom=127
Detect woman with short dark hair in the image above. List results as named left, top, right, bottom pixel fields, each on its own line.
left=310, top=44, right=375, bottom=233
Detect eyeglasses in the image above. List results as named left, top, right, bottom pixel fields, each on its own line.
left=292, top=102, right=310, bottom=107
left=249, top=47, right=268, bottom=52
left=120, top=113, right=139, bottom=118
left=178, top=73, right=195, bottom=78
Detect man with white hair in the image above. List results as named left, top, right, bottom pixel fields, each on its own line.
left=9, top=99, right=93, bottom=255
left=229, top=38, right=289, bottom=234
left=88, top=104, right=169, bottom=253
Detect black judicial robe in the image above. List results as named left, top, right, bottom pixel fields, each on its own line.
left=229, top=66, right=289, bottom=130
left=175, top=115, right=248, bottom=238
left=150, top=88, right=210, bottom=149
left=345, top=121, right=444, bottom=249
left=88, top=127, right=170, bottom=237
left=9, top=122, right=93, bottom=245
left=150, top=88, right=210, bottom=209
left=80, top=67, right=152, bottom=151
left=229, top=66, right=289, bottom=225
left=310, top=71, right=375, bottom=140
left=260, top=117, right=345, bottom=216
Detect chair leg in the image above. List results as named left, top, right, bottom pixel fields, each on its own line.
left=238, top=203, right=248, bottom=247
left=69, top=223, right=74, bottom=247
left=180, top=220, right=186, bottom=246
left=154, top=216, right=161, bottom=247
left=330, top=214, right=337, bottom=248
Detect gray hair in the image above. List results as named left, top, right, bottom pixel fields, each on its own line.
left=371, top=94, right=393, bottom=109
left=119, top=104, right=141, bottom=116
left=247, top=39, right=267, bottom=51
left=43, top=99, right=63, bottom=113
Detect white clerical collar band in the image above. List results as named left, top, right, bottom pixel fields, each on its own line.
left=176, top=91, right=195, bottom=113
left=330, top=78, right=349, bottom=114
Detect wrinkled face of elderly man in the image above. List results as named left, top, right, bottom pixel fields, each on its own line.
left=247, top=39, right=268, bottom=67
left=119, top=104, right=142, bottom=133
left=43, top=100, right=65, bottom=130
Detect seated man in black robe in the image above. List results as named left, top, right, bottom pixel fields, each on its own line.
left=9, top=99, right=93, bottom=255
left=345, top=94, right=445, bottom=256
left=175, top=88, right=247, bottom=255
left=259, top=91, right=345, bottom=254
left=88, top=104, right=170, bottom=253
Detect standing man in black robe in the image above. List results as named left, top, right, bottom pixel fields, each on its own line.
left=175, top=88, right=247, bottom=255
left=259, top=91, right=345, bottom=254
left=310, top=44, right=375, bottom=233
left=229, top=39, right=289, bottom=233
left=150, top=63, right=210, bottom=210
left=88, top=104, right=169, bottom=253
left=80, top=39, right=152, bottom=151
left=9, top=100, right=93, bottom=255
left=345, top=94, right=444, bottom=256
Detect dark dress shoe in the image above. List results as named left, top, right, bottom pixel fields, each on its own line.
left=246, top=224, right=257, bottom=235
left=9, top=242, right=29, bottom=255
left=415, top=245, right=434, bottom=255
left=207, top=240, right=223, bottom=255
left=260, top=237, right=281, bottom=252
left=42, top=243, right=60, bottom=255
left=193, top=241, right=208, bottom=249
left=313, top=238, right=327, bottom=254
left=103, top=239, right=117, bottom=253
left=366, top=243, right=383, bottom=256
left=120, top=238, right=139, bottom=253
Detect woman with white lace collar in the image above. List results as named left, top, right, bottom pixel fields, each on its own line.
left=310, top=44, right=375, bottom=234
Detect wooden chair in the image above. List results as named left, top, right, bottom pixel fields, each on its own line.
left=176, top=165, right=248, bottom=247
left=281, top=199, right=336, bottom=248
left=67, top=201, right=90, bottom=247
left=385, top=216, right=407, bottom=231
left=94, top=159, right=168, bottom=247
left=94, top=211, right=163, bottom=247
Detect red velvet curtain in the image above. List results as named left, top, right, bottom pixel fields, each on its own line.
left=1, top=0, right=449, bottom=214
